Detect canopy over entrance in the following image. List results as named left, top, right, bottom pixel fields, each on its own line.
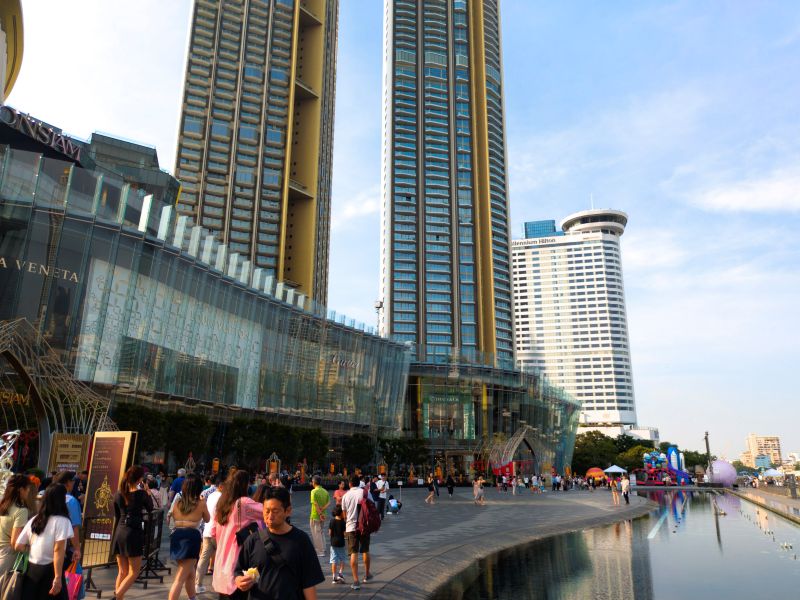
left=0, top=318, right=115, bottom=470
left=487, top=425, right=545, bottom=474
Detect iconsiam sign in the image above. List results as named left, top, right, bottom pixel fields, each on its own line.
left=0, top=430, right=21, bottom=496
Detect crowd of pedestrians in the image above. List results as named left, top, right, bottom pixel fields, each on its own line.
left=0, top=464, right=637, bottom=599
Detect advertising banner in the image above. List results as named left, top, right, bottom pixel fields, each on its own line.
left=82, top=431, right=136, bottom=567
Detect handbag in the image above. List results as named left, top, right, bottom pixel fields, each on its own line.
left=0, top=552, right=28, bottom=600
left=65, top=561, right=83, bottom=600
left=235, top=499, right=258, bottom=546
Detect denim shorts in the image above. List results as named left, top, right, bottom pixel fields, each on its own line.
left=330, top=545, right=346, bottom=564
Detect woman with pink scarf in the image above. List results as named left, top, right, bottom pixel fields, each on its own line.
left=211, top=471, right=264, bottom=598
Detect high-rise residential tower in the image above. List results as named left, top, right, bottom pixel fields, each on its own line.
left=174, top=0, right=338, bottom=304
left=512, top=210, right=657, bottom=442
left=379, top=0, right=514, bottom=365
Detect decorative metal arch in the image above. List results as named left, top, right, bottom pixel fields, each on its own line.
left=487, top=425, right=543, bottom=472
left=0, top=318, right=116, bottom=470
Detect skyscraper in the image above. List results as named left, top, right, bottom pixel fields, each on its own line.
left=512, top=210, right=657, bottom=442
left=174, top=0, right=338, bottom=304
left=379, top=0, right=514, bottom=365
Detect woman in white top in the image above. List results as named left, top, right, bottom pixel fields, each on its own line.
left=15, top=483, right=73, bottom=600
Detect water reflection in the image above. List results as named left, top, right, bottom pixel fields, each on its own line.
left=439, top=491, right=800, bottom=599
left=436, top=519, right=652, bottom=600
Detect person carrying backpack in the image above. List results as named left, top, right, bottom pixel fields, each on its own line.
left=341, top=474, right=381, bottom=591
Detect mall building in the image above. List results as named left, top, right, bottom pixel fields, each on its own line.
left=0, top=107, right=581, bottom=474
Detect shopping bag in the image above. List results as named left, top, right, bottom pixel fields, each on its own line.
left=65, top=561, right=83, bottom=600
left=0, top=552, right=28, bottom=600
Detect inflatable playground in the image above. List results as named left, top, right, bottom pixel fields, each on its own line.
left=631, top=446, right=694, bottom=486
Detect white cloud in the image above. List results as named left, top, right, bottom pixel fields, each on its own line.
left=331, top=185, right=381, bottom=231
left=691, top=168, right=800, bottom=213
left=508, top=86, right=711, bottom=196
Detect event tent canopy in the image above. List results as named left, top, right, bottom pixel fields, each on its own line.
left=604, top=465, right=627, bottom=474
left=762, top=468, right=783, bottom=477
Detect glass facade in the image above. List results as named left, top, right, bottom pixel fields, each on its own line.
left=0, top=145, right=409, bottom=436
left=406, top=361, right=580, bottom=474
left=380, top=0, right=514, bottom=364
left=175, top=0, right=339, bottom=304
left=524, top=220, right=564, bottom=239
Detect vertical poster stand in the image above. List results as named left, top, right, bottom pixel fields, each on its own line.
left=81, top=431, right=137, bottom=598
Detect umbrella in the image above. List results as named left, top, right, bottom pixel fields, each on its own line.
left=604, top=465, right=627, bottom=474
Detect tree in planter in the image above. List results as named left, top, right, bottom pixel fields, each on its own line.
left=221, top=418, right=268, bottom=471
left=164, top=411, right=213, bottom=469
left=377, top=438, right=399, bottom=470
left=571, top=431, right=618, bottom=476
left=298, top=428, right=329, bottom=471
left=265, top=423, right=301, bottom=467
left=110, top=403, right=167, bottom=459
left=399, top=438, right=430, bottom=468
left=342, top=433, right=375, bottom=470
left=615, top=434, right=653, bottom=454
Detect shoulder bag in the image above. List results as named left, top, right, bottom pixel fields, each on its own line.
left=0, top=552, right=28, bottom=600
left=235, top=498, right=259, bottom=546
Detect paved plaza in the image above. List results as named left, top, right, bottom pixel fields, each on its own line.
left=88, top=486, right=653, bottom=599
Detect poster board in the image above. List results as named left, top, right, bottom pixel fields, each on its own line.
left=47, top=433, right=91, bottom=473
left=82, top=431, right=137, bottom=567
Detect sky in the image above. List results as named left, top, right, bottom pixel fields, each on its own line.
left=8, top=1, right=800, bottom=460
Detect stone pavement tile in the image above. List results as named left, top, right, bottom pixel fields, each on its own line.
left=85, top=487, right=653, bottom=599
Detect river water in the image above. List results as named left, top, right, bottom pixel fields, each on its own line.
left=437, top=490, right=800, bottom=599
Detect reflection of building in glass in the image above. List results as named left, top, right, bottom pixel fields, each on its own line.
left=174, top=0, right=338, bottom=305
left=512, top=210, right=658, bottom=443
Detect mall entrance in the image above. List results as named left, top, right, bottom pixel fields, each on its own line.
left=0, top=318, right=114, bottom=471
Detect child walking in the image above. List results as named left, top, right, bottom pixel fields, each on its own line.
left=328, top=506, right=346, bottom=583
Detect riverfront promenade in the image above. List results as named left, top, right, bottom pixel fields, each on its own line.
left=731, top=487, right=800, bottom=525
left=89, top=486, right=653, bottom=599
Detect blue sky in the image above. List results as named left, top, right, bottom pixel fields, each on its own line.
left=9, top=1, right=799, bottom=460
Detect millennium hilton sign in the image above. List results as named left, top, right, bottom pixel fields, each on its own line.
left=0, top=105, right=82, bottom=163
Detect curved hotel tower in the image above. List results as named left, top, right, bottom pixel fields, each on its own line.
left=512, top=210, right=657, bottom=441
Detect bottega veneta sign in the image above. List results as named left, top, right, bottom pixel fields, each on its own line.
left=0, top=105, right=82, bottom=163
left=0, top=257, right=80, bottom=283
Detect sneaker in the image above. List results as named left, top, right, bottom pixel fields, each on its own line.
left=364, top=573, right=374, bottom=582
left=351, top=582, right=361, bottom=590
left=196, top=585, right=207, bottom=593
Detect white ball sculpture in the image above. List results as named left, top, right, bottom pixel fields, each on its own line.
left=708, top=459, right=737, bottom=487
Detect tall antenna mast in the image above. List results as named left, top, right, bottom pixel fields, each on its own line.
left=590, top=193, right=595, bottom=210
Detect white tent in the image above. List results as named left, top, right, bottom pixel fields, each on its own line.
left=762, top=468, right=783, bottom=478
left=604, top=465, right=627, bottom=474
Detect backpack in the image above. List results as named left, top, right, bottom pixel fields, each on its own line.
left=357, top=488, right=381, bottom=535
left=369, top=481, right=379, bottom=502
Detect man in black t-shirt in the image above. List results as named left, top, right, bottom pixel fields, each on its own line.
left=235, top=486, right=324, bottom=599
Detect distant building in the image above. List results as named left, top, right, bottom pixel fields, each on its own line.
left=739, top=450, right=753, bottom=467
left=754, top=455, right=772, bottom=469
left=512, top=209, right=657, bottom=443
left=745, top=433, right=782, bottom=466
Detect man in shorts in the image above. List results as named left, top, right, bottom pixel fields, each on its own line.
left=341, top=474, right=374, bottom=590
